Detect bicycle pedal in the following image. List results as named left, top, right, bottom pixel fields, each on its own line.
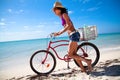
left=46, top=64, right=50, bottom=68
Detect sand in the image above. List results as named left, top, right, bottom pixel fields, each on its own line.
left=2, top=48, right=120, bottom=80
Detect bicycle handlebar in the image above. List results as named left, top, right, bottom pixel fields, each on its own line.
left=49, top=33, right=56, bottom=40
left=50, top=33, right=54, bottom=38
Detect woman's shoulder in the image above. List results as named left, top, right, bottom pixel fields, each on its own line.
left=62, top=13, right=69, bottom=19
left=62, top=13, right=68, bottom=16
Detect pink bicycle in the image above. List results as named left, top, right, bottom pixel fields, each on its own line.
left=30, top=33, right=100, bottom=75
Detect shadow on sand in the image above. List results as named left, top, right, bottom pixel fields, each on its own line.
left=91, top=65, right=120, bottom=77
left=29, top=69, right=76, bottom=80
left=28, top=59, right=120, bottom=80
left=91, top=58, right=120, bottom=77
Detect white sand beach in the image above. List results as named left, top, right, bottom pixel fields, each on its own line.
left=2, top=47, right=120, bottom=80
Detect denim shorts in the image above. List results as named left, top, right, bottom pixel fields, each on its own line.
left=69, top=31, right=80, bottom=42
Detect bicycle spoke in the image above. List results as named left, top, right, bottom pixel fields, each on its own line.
left=75, top=42, right=100, bottom=68
left=30, top=50, right=56, bottom=74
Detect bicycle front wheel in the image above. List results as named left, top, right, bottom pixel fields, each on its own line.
left=75, top=42, right=100, bottom=68
left=30, top=50, right=56, bottom=75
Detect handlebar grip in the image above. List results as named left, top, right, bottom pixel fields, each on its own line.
left=50, top=33, right=55, bottom=38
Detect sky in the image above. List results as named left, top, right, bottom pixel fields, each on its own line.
left=0, top=0, right=120, bottom=42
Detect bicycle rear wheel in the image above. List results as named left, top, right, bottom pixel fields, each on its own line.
left=75, top=42, right=100, bottom=68
left=30, top=50, right=56, bottom=75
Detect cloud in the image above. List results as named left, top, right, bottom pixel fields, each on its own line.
left=68, top=10, right=73, bottom=14
left=0, top=22, right=6, bottom=29
left=0, top=18, right=17, bottom=27
left=8, top=9, right=12, bottom=13
left=0, top=30, right=45, bottom=42
left=53, top=21, right=60, bottom=25
left=36, top=24, right=45, bottom=28
left=16, top=9, right=24, bottom=14
left=82, top=0, right=90, bottom=4
left=96, top=1, right=103, bottom=6
left=0, top=18, right=6, bottom=29
left=73, top=0, right=90, bottom=4
left=23, top=26, right=30, bottom=30
left=81, top=7, right=99, bottom=12
left=0, top=21, right=60, bottom=42
left=23, top=24, right=45, bottom=31
left=1, top=18, right=5, bottom=22
left=7, top=9, right=24, bottom=14
left=87, top=7, right=99, bottom=11
left=9, top=21, right=16, bottom=24
left=0, top=22, right=6, bottom=26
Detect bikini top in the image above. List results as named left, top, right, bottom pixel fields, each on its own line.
left=61, top=14, right=72, bottom=27
left=61, top=15, right=66, bottom=26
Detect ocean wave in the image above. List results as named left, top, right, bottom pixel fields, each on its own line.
left=100, top=46, right=120, bottom=52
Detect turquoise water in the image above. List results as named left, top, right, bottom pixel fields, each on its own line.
left=0, top=33, right=120, bottom=61
left=0, top=33, right=120, bottom=71
left=91, top=33, right=120, bottom=48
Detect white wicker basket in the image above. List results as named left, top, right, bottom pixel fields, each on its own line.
left=77, top=26, right=98, bottom=41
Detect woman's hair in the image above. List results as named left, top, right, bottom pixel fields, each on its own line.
left=53, top=7, right=68, bottom=14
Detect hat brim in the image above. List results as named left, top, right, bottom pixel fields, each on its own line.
left=52, top=6, right=64, bottom=11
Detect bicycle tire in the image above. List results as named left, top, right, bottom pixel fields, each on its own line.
left=74, top=42, right=100, bottom=68
left=30, top=50, right=56, bottom=75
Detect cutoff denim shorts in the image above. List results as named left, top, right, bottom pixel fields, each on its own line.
left=69, top=31, right=80, bottom=42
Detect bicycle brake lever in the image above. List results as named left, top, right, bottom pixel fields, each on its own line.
left=50, top=33, right=56, bottom=40
left=50, top=33, right=54, bottom=38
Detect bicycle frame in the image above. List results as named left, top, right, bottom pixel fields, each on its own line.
left=41, top=39, right=86, bottom=64
left=47, top=40, right=69, bottom=60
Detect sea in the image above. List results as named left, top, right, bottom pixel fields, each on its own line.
left=0, top=33, right=120, bottom=79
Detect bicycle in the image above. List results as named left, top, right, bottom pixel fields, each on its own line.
left=30, top=32, right=100, bottom=75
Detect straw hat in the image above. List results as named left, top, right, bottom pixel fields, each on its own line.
left=53, top=1, right=64, bottom=8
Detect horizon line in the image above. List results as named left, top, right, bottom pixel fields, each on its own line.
left=0, top=32, right=120, bottom=43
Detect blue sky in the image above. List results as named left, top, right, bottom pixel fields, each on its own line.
left=0, top=0, right=120, bottom=42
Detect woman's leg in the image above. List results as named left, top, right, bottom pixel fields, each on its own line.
left=68, top=41, right=92, bottom=72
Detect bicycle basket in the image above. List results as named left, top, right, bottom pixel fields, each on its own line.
left=77, top=26, right=98, bottom=41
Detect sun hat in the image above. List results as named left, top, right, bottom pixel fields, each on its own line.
left=53, top=1, right=64, bottom=10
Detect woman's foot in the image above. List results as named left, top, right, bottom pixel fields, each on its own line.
left=81, top=69, right=86, bottom=73
left=87, top=59, right=92, bottom=72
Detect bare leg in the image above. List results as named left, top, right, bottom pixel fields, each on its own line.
left=68, top=41, right=92, bottom=72
left=71, top=43, right=86, bottom=72
left=87, top=59, right=92, bottom=72
left=68, top=41, right=86, bottom=72
left=75, top=58, right=86, bottom=72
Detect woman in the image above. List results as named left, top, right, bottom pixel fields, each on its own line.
left=52, top=2, right=92, bottom=72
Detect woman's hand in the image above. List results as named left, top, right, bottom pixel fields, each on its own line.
left=53, top=32, right=60, bottom=36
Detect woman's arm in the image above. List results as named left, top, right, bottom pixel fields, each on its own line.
left=54, top=13, right=72, bottom=36
left=58, top=13, right=72, bottom=35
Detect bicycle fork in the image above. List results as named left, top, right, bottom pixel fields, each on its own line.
left=42, top=48, right=50, bottom=64
left=41, top=52, right=49, bottom=64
